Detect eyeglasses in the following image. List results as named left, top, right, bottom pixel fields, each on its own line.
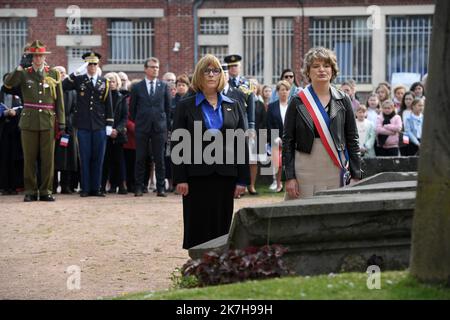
left=203, top=68, right=221, bottom=76
left=283, top=75, right=294, bottom=79
left=88, top=63, right=98, bottom=66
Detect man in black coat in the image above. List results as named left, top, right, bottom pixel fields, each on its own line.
left=130, top=57, right=171, bottom=197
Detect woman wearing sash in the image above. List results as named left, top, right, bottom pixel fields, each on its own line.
left=283, top=47, right=362, bottom=199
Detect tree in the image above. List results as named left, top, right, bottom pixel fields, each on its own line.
left=410, top=0, right=450, bottom=284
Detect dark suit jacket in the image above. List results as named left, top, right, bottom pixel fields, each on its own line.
left=171, top=94, right=250, bottom=186
left=130, top=79, right=171, bottom=134
left=63, top=74, right=114, bottom=131
left=267, top=100, right=283, bottom=146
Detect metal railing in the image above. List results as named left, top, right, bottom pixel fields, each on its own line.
left=243, top=17, right=264, bottom=84
left=107, top=19, right=153, bottom=64
left=67, top=18, right=93, bottom=35
left=272, top=18, right=294, bottom=84
left=386, top=15, right=432, bottom=81
left=199, top=46, right=229, bottom=63
left=0, top=18, right=27, bottom=86
left=200, top=17, right=228, bottom=35
left=309, top=17, right=372, bottom=84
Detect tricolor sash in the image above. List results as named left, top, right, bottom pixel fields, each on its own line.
left=298, top=85, right=350, bottom=186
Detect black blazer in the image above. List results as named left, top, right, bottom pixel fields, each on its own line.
left=282, top=86, right=362, bottom=180
left=63, top=74, right=114, bottom=131
left=267, top=100, right=284, bottom=146
left=130, top=79, right=171, bottom=134
left=110, top=90, right=128, bottom=144
left=171, top=94, right=250, bottom=186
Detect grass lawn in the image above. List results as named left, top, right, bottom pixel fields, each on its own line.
left=115, top=271, right=450, bottom=300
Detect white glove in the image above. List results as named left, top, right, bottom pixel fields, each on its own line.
left=275, top=137, right=282, bottom=146
left=106, top=126, right=113, bottom=136
left=75, top=62, right=88, bottom=76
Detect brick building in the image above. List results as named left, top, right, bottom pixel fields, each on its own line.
left=0, top=0, right=434, bottom=92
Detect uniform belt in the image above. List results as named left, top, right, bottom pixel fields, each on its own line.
left=24, top=103, right=55, bottom=110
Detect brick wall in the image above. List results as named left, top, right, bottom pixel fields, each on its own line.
left=1, top=0, right=433, bottom=82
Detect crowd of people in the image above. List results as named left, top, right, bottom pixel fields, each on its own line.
left=0, top=41, right=426, bottom=248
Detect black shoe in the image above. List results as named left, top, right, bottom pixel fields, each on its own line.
left=135, top=189, right=143, bottom=197
left=80, top=192, right=89, bottom=197
left=248, top=189, right=259, bottom=195
left=90, top=191, right=106, bottom=197
left=157, top=191, right=167, bottom=198
left=61, top=187, right=73, bottom=194
left=118, top=187, right=128, bottom=195
left=107, top=187, right=117, bottom=194
left=40, top=194, right=56, bottom=201
left=143, top=188, right=148, bottom=193
left=24, top=194, right=38, bottom=202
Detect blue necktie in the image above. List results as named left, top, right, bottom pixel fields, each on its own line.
left=149, top=80, right=154, bottom=96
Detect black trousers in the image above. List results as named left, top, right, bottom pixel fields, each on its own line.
left=182, top=174, right=236, bottom=249
left=102, top=139, right=125, bottom=190
left=135, top=131, right=166, bottom=192
left=124, top=148, right=136, bottom=192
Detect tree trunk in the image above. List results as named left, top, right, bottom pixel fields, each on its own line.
left=410, top=0, right=450, bottom=284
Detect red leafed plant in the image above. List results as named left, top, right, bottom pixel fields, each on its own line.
left=181, top=244, right=293, bottom=287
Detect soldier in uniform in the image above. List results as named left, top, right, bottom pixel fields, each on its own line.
left=63, top=52, right=113, bottom=197
left=223, top=54, right=256, bottom=130
left=4, top=40, right=65, bottom=202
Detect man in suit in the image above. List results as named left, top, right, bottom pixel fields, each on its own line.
left=4, top=40, right=65, bottom=202
left=130, top=57, right=171, bottom=197
left=63, top=51, right=113, bottom=197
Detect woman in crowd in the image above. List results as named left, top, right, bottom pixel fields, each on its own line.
left=102, top=72, right=128, bottom=194
left=283, top=47, right=362, bottom=200
left=261, top=85, right=272, bottom=110
left=376, top=100, right=402, bottom=156
left=404, top=98, right=425, bottom=156
left=267, top=80, right=291, bottom=193
left=172, top=54, right=249, bottom=249
left=247, top=78, right=268, bottom=195
left=398, top=91, right=415, bottom=156
left=270, top=69, right=299, bottom=102
left=375, top=83, right=391, bottom=105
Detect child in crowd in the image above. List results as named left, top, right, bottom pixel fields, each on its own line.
left=404, top=98, right=425, bottom=156
left=355, top=105, right=376, bottom=158
left=376, top=100, right=402, bottom=156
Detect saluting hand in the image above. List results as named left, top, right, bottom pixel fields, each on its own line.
left=176, top=183, right=189, bottom=196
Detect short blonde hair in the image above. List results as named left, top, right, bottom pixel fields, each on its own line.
left=302, top=47, right=339, bottom=82
left=276, top=80, right=291, bottom=91
left=356, top=104, right=367, bottom=113
left=191, top=54, right=226, bottom=93
left=104, top=72, right=122, bottom=89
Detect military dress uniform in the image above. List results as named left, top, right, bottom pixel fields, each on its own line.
left=62, top=52, right=113, bottom=196
left=224, top=54, right=255, bottom=130
left=4, top=41, right=65, bottom=201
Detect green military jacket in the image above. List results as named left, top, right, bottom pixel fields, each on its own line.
left=4, top=65, right=65, bottom=131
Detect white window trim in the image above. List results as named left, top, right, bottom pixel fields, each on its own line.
left=0, top=9, right=37, bottom=17
left=54, top=8, right=164, bottom=18
left=56, top=35, right=102, bottom=47
left=102, top=64, right=144, bottom=72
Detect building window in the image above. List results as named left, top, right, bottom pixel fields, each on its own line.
left=243, top=18, right=264, bottom=83
left=272, top=18, right=294, bottom=84
left=0, top=18, right=27, bottom=86
left=199, top=46, right=228, bottom=62
left=107, top=19, right=153, bottom=64
left=386, top=15, right=432, bottom=81
left=67, top=18, right=93, bottom=35
left=309, top=17, right=372, bottom=84
left=200, top=18, right=228, bottom=35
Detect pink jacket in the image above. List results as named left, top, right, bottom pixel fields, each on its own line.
left=376, top=114, right=402, bottom=148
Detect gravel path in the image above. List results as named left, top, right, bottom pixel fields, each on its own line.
left=0, top=192, right=281, bottom=300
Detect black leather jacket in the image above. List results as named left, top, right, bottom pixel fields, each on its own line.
left=282, top=86, right=362, bottom=180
